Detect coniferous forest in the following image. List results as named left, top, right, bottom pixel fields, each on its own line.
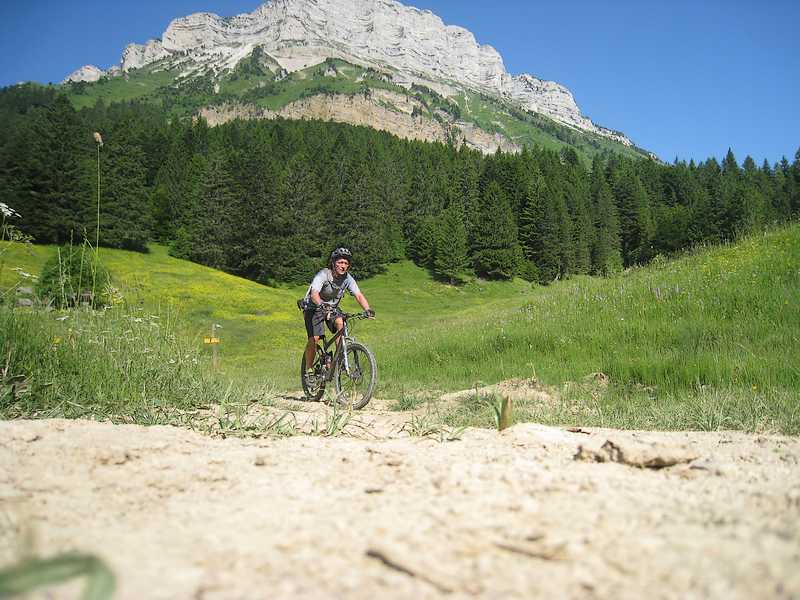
left=2, top=84, right=798, bottom=286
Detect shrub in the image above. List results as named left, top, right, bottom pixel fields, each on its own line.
left=36, top=245, right=113, bottom=308
left=516, top=259, right=540, bottom=283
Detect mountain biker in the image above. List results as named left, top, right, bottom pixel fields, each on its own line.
left=303, top=247, right=374, bottom=389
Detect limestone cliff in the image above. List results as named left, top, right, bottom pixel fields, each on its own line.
left=63, top=65, right=105, bottom=84
left=75, top=0, right=632, bottom=146
left=199, top=90, right=521, bottom=154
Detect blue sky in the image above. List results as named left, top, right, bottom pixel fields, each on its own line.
left=1, top=0, right=798, bottom=165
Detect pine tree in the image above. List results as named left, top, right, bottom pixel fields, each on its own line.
left=570, top=183, right=593, bottom=274
left=404, top=159, right=438, bottom=244
left=92, top=121, right=152, bottom=251
left=722, top=148, right=740, bottom=175
left=472, top=181, right=522, bottom=279
left=411, top=215, right=438, bottom=267
left=372, top=153, right=409, bottom=262
left=152, top=120, right=198, bottom=242
left=432, top=203, right=470, bottom=284
left=190, top=149, right=237, bottom=269
left=454, top=149, right=482, bottom=244
left=614, top=165, right=654, bottom=266
left=519, top=165, right=557, bottom=283
left=17, top=96, right=91, bottom=243
left=169, top=154, right=207, bottom=261
left=148, top=185, right=173, bottom=243
left=738, top=156, right=767, bottom=232
left=589, top=160, right=621, bottom=275
left=243, top=151, right=281, bottom=282
left=690, top=158, right=725, bottom=244
left=555, top=190, right=574, bottom=277
left=791, top=149, right=800, bottom=217
left=262, top=151, right=325, bottom=283
left=767, top=161, right=783, bottom=221
left=0, top=120, right=34, bottom=236
left=335, top=157, right=391, bottom=278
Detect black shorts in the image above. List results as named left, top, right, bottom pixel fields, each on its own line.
left=304, top=307, right=342, bottom=338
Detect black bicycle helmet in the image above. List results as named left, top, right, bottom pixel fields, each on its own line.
left=330, top=247, right=353, bottom=264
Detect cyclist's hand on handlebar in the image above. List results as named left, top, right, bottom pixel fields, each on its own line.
left=365, top=309, right=375, bottom=319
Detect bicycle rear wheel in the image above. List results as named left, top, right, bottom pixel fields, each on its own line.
left=300, top=347, right=326, bottom=402
left=334, top=342, right=377, bottom=410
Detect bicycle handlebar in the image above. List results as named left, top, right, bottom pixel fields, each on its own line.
left=316, top=308, right=374, bottom=321
left=343, top=311, right=374, bottom=320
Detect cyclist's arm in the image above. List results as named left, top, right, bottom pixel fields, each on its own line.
left=354, top=292, right=372, bottom=315
left=308, top=271, right=326, bottom=308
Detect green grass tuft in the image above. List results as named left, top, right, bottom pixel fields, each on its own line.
left=0, top=306, right=273, bottom=425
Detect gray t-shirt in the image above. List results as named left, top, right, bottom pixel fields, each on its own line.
left=307, top=268, right=360, bottom=308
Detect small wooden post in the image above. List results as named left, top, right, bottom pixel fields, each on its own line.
left=205, top=324, right=221, bottom=372
left=211, top=323, right=219, bottom=371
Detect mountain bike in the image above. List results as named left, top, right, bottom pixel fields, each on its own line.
left=300, top=311, right=377, bottom=409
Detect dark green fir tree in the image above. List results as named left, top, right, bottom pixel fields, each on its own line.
left=472, top=181, right=522, bottom=279
left=433, top=203, right=470, bottom=284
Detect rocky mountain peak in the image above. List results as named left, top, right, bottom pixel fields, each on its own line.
left=75, top=0, right=633, bottom=146
left=63, top=65, right=105, bottom=84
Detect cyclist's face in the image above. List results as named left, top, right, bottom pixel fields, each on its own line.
left=334, top=259, right=350, bottom=274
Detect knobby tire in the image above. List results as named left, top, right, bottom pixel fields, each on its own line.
left=334, top=342, right=377, bottom=410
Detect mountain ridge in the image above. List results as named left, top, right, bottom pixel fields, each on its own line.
left=64, top=0, right=634, bottom=148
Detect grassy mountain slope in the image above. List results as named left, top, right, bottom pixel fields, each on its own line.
left=62, top=55, right=649, bottom=164
left=2, top=244, right=301, bottom=369
left=3, top=224, right=798, bottom=432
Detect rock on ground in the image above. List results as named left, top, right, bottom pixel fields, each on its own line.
left=2, top=417, right=799, bottom=599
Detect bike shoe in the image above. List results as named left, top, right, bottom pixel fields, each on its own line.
left=303, top=370, right=318, bottom=390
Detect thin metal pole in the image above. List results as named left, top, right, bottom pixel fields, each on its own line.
left=92, top=141, right=101, bottom=303
left=212, top=323, right=219, bottom=371
left=96, top=143, right=101, bottom=252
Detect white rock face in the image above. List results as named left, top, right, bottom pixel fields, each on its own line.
left=199, top=91, right=521, bottom=154
left=73, top=0, right=633, bottom=146
left=121, top=39, right=170, bottom=71
left=62, top=65, right=105, bottom=84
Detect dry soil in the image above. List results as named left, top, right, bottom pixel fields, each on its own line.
left=2, top=399, right=799, bottom=599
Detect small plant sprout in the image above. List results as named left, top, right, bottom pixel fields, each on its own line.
left=0, top=552, right=116, bottom=599
left=498, top=396, right=513, bottom=431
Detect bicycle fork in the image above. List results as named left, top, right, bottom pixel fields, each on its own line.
left=340, top=337, right=351, bottom=374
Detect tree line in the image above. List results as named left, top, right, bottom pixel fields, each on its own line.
left=1, top=84, right=798, bottom=286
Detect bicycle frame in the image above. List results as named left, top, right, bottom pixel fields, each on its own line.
left=316, top=317, right=354, bottom=381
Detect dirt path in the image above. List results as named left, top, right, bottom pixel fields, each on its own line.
left=2, top=405, right=799, bottom=599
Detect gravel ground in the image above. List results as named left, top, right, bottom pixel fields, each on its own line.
left=2, top=411, right=799, bottom=599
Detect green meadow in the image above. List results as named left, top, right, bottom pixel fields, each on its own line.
left=1, top=225, right=798, bottom=433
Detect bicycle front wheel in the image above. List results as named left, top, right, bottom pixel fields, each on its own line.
left=334, top=342, right=377, bottom=410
